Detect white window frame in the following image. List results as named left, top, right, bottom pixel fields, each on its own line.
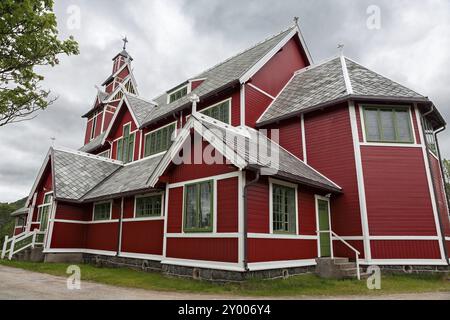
left=143, top=121, right=178, bottom=158
left=116, top=122, right=136, bottom=163
left=133, top=192, right=164, bottom=219
left=167, top=84, right=191, bottom=104
left=37, top=191, right=53, bottom=227
left=92, top=200, right=113, bottom=221
left=198, top=98, right=232, bottom=125
left=268, top=178, right=299, bottom=235
left=90, top=113, right=98, bottom=141
left=359, top=104, right=417, bottom=146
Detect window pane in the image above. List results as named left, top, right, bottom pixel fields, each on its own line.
left=199, top=182, right=212, bottom=229
left=94, top=203, right=110, bottom=221
left=201, top=100, right=230, bottom=123
left=380, top=109, right=395, bottom=141
left=272, top=184, right=296, bottom=234
left=395, top=110, right=413, bottom=142
left=365, top=109, right=380, bottom=141
left=136, top=195, right=162, bottom=217
left=185, top=185, right=198, bottom=229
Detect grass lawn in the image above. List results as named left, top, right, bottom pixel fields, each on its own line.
left=0, top=259, right=449, bottom=297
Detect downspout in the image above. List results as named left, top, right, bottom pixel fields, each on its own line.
left=420, top=110, right=449, bottom=264
left=243, top=169, right=260, bottom=272
left=435, top=125, right=450, bottom=265
left=117, top=197, right=124, bottom=257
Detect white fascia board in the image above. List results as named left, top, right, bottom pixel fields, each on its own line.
left=26, top=148, right=52, bottom=207
left=239, top=28, right=297, bottom=84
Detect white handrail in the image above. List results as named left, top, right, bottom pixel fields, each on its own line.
left=2, top=230, right=46, bottom=260
left=317, top=230, right=361, bottom=280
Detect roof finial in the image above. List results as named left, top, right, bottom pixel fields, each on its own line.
left=293, top=16, right=299, bottom=27
left=50, top=137, right=56, bottom=147
left=337, top=44, right=345, bottom=56
left=190, top=94, right=200, bottom=114
left=122, top=36, right=128, bottom=50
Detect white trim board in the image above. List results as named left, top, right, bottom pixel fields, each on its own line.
left=360, top=259, right=448, bottom=266
left=43, top=248, right=117, bottom=257
left=247, top=259, right=316, bottom=272
left=118, top=252, right=163, bottom=261
left=161, top=258, right=244, bottom=272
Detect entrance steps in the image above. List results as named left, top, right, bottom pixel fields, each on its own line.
left=13, top=247, right=44, bottom=262
left=315, top=257, right=369, bottom=280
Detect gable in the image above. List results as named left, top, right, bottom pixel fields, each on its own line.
left=105, top=100, right=139, bottom=142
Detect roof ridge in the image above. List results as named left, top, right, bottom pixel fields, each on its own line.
left=340, top=55, right=353, bottom=94
left=294, top=54, right=340, bottom=75
left=124, top=92, right=157, bottom=105
left=53, top=147, right=123, bottom=166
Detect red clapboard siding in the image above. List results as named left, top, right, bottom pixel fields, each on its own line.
left=248, top=239, right=317, bottom=262
left=333, top=240, right=365, bottom=259
left=166, top=238, right=239, bottom=262
left=361, top=146, right=437, bottom=236
left=245, top=84, right=274, bottom=128
left=247, top=175, right=270, bottom=233
left=370, top=240, right=441, bottom=259
left=109, top=104, right=138, bottom=141
left=446, top=241, right=450, bottom=255
left=355, top=105, right=364, bottom=142
left=267, top=118, right=303, bottom=160
left=191, top=79, right=204, bottom=90
left=54, top=203, right=91, bottom=221
left=298, top=190, right=317, bottom=235
left=410, top=108, right=421, bottom=143
left=121, top=220, right=164, bottom=255
left=84, top=120, right=93, bottom=144
left=123, top=197, right=134, bottom=219
left=305, top=105, right=362, bottom=236
left=167, top=137, right=236, bottom=184
left=251, top=37, right=307, bottom=98
left=167, top=187, right=183, bottom=233
left=217, top=178, right=239, bottom=233
left=85, top=223, right=119, bottom=252
left=429, top=155, right=450, bottom=236
left=50, top=222, right=87, bottom=249
left=94, top=112, right=103, bottom=137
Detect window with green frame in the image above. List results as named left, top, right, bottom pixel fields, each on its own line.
left=93, top=202, right=111, bottom=221
left=272, top=184, right=297, bottom=234
left=117, top=123, right=135, bottom=163
left=184, top=181, right=213, bottom=232
left=135, top=194, right=162, bottom=218
left=38, top=193, right=53, bottom=231
left=144, top=123, right=176, bottom=157
left=363, top=106, right=413, bottom=143
left=423, top=117, right=437, bottom=155
left=169, top=85, right=188, bottom=103
left=201, top=100, right=230, bottom=123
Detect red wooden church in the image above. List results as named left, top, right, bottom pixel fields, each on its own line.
left=3, top=21, right=450, bottom=280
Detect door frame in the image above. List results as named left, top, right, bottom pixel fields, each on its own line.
left=315, top=195, right=333, bottom=258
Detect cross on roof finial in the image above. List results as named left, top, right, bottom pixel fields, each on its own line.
left=293, top=17, right=299, bottom=26
left=337, top=44, right=345, bottom=56
left=122, top=36, right=128, bottom=50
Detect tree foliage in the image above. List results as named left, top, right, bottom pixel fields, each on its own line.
left=443, top=159, right=450, bottom=200
left=0, top=0, right=79, bottom=126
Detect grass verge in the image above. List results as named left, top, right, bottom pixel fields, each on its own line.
left=0, top=259, right=448, bottom=297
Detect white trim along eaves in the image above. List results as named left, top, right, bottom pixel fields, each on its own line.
left=26, top=149, right=52, bottom=207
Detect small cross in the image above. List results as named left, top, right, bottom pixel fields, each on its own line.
left=122, top=36, right=128, bottom=50
left=337, top=44, right=345, bottom=55
left=50, top=137, right=56, bottom=147
left=293, top=17, right=299, bottom=25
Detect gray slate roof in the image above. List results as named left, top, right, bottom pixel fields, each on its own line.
left=258, top=56, right=426, bottom=125
left=11, top=207, right=28, bottom=217
left=78, top=132, right=106, bottom=153
left=141, top=26, right=296, bottom=127
left=125, top=93, right=156, bottom=127
left=53, top=149, right=121, bottom=201
left=195, top=114, right=341, bottom=192
left=83, top=154, right=164, bottom=201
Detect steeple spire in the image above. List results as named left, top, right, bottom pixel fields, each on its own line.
left=122, top=36, right=128, bottom=50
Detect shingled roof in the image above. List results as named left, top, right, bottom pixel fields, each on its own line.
left=52, top=149, right=122, bottom=201
left=257, top=56, right=429, bottom=126
left=123, top=93, right=156, bottom=127
left=141, top=25, right=300, bottom=127
left=83, top=154, right=164, bottom=201
left=79, top=132, right=106, bottom=153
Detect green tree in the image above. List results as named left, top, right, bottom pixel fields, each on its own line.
left=0, top=0, right=79, bottom=126
left=444, top=159, right=450, bottom=200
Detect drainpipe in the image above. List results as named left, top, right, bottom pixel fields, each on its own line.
left=420, top=110, right=449, bottom=264
left=243, top=169, right=260, bottom=272
left=117, top=197, right=124, bottom=257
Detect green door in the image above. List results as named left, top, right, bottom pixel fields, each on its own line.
left=317, top=199, right=331, bottom=257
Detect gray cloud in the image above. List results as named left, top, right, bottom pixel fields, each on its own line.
left=0, top=0, right=448, bottom=202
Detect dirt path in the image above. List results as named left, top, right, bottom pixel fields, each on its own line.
left=0, top=265, right=448, bottom=300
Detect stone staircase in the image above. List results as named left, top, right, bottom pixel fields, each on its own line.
left=316, top=257, right=369, bottom=280
left=14, top=247, right=45, bottom=262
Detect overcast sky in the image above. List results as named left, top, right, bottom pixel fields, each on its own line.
left=0, top=0, right=449, bottom=202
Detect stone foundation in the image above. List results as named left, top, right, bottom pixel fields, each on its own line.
left=82, top=254, right=162, bottom=272
left=374, top=264, right=450, bottom=275
left=45, top=253, right=83, bottom=263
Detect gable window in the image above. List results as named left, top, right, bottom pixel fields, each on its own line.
left=117, top=123, right=135, bottom=163
left=201, top=99, right=231, bottom=124
left=423, top=117, right=437, bottom=155
left=144, top=123, right=176, bottom=157
left=38, top=193, right=53, bottom=231
left=93, top=202, right=111, bottom=221
left=184, top=180, right=213, bottom=233
left=363, top=106, right=414, bottom=143
left=271, top=182, right=297, bottom=234
left=135, top=194, right=162, bottom=218
left=90, top=114, right=98, bottom=141
left=168, top=85, right=188, bottom=103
